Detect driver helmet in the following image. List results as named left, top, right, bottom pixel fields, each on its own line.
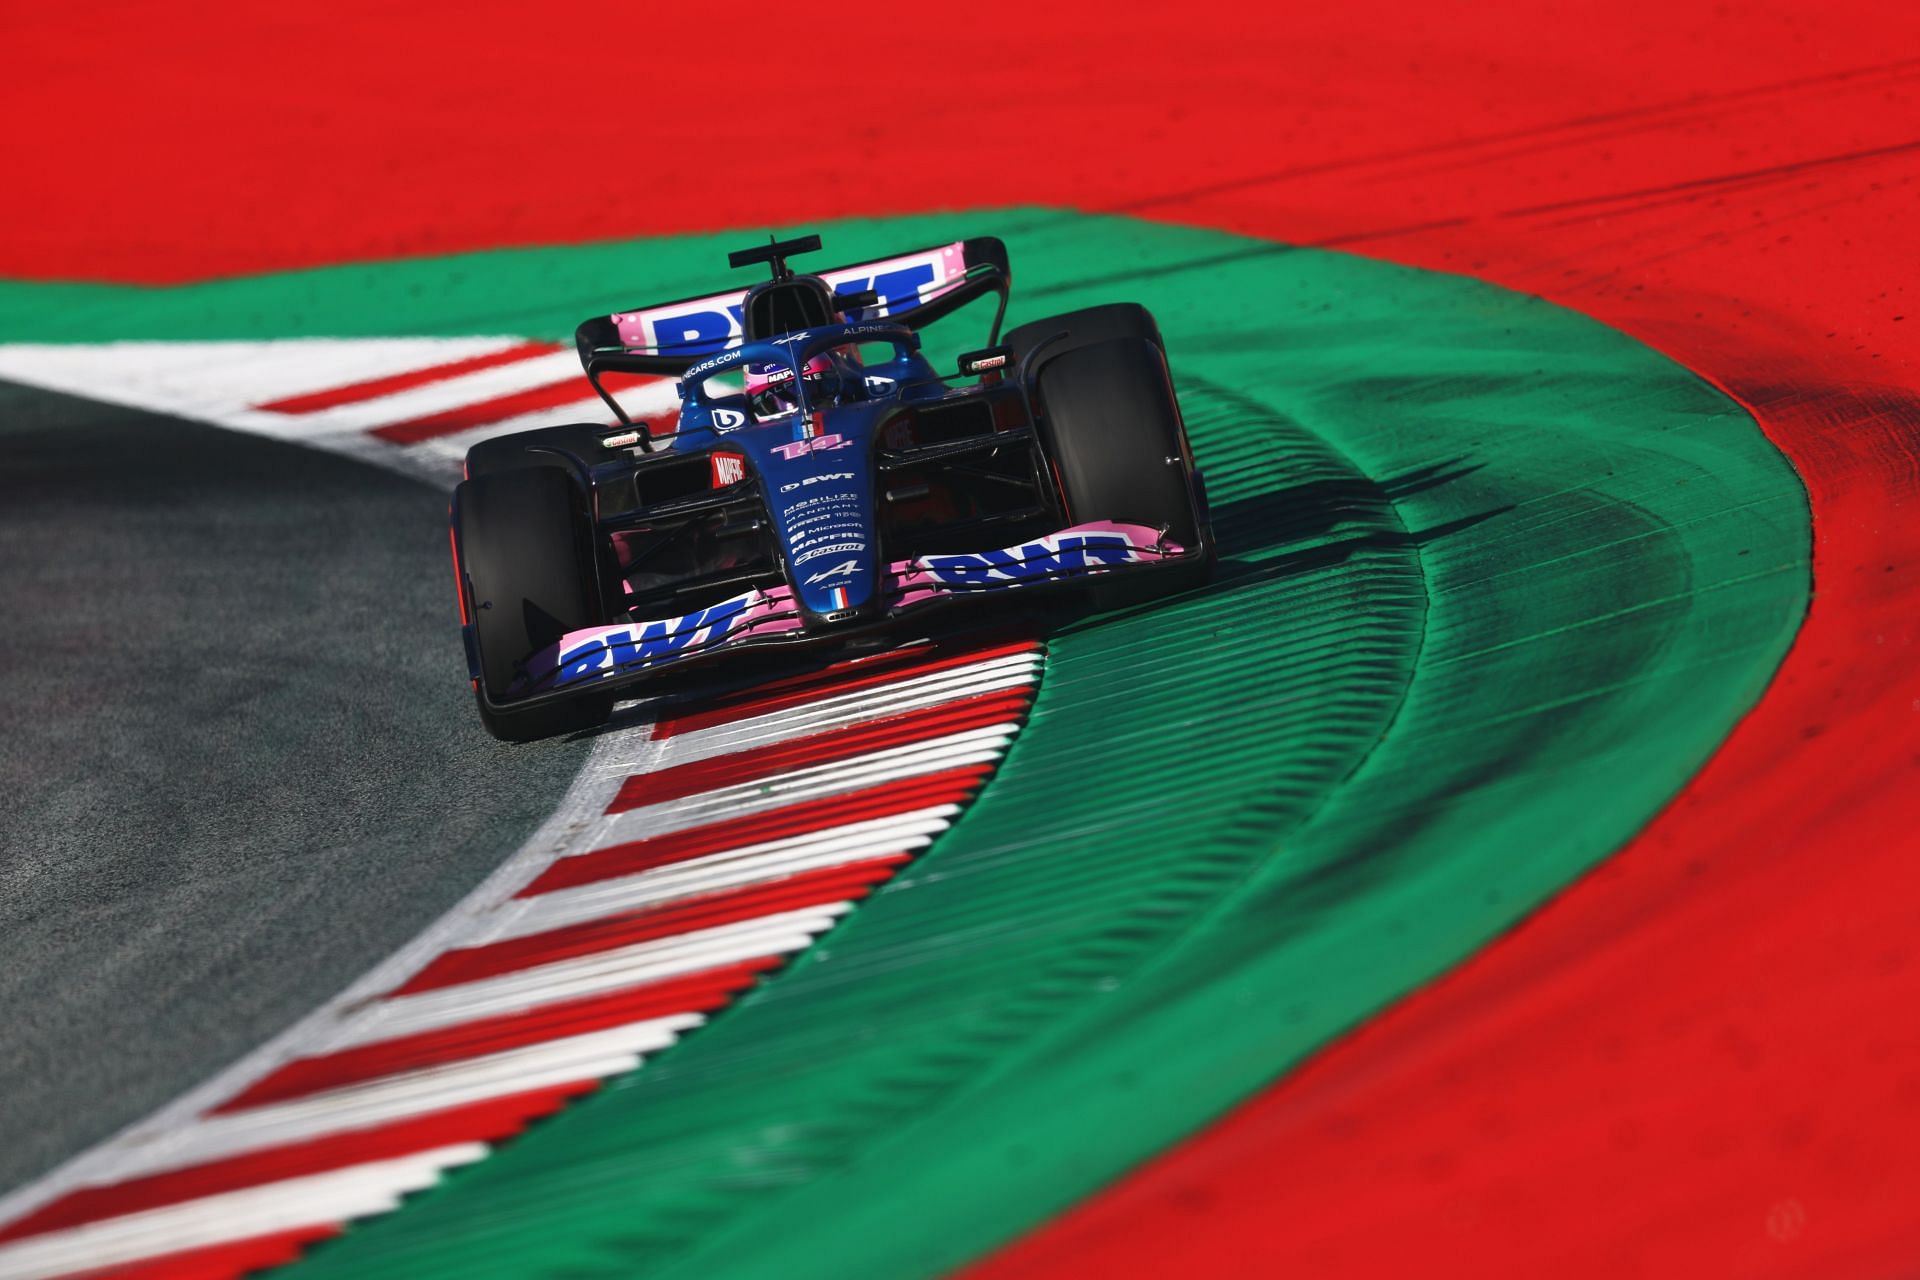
left=745, top=349, right=861, bottom=418
left=745, top=354, right=823, bottom=419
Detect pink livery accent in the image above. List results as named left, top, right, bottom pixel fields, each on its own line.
left=521, top=522, right=1180, bottom=690
left=886, top=521, right=1183, bottom=609
left=608, top=242, right=970, bottom=354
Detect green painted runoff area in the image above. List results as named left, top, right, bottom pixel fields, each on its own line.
left=0, top=212, right=1810, bottom=1276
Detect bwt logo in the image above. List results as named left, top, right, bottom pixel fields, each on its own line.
left=922, top=534, right=1142, bottom=587
left=551, top=596, right=750, bottom=686
left=649, top=262, right=940, bottom=355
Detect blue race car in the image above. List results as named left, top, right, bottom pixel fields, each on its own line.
left=449, top=233, right=1213, bottom=740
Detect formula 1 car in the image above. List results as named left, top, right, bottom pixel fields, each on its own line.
left=450, top=233, right=1213, bottom=741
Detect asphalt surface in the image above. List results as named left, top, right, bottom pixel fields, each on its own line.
left=0, top=380, right=588, bottom=1191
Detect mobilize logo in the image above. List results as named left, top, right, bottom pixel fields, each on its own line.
left=779, top=471, right=854, bottom=494
left=804, top=559, right=863, bottom=585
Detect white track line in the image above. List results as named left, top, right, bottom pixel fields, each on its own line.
left=599, top=728, right=1017, bottom=839
left=0, top=339, right=1042, bottom=1278
left=331, top=909, right=845, bottom=1047
left=397, top=379, right=683, bottom=471
left=113, top=1017, right=705, bottom=1182
left=493, top=807, right=960, bottom=941
left=0, top=1146, right=489, bottom=1280
left=658, top=657, right=1042, bottom=765
left=274, top=350, right=586, bottom=433
left=0, top=340, right=513, bottom=437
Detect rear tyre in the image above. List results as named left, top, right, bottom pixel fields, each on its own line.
left=464, top=424, right=617, bottom=479
left=454, top=467, right=613, bottom=741
left=1036, top=337, right=1213, bottom=608
left=1004, top=302, right=1163, bottom=374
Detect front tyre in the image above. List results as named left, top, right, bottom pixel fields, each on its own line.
left=1004, top=302, right=1163, bottom=373
left=454, top=467, right=613, bottom=742
left=1036, top=336, right=1214, bottom=607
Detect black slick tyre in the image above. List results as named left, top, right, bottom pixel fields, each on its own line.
left=1004, top=302, right=1163, bottom=374
left=455, top=467, right=613, bottom=741
left=1036, top=336, right=1213, bottom=607
left=464, top=423, right=616, bottom=479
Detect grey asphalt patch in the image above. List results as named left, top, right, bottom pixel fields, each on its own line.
left=0, top=380, right=589, bottom=1191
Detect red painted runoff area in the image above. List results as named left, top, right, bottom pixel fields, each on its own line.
left=8, top=2, right=1920, bottom=1274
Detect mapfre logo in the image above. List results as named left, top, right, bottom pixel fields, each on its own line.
left=710, top=452, right=746, bottom=487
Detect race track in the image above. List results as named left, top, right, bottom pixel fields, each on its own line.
left=4, top=2, right=1918, bottom=1276
left=0, top=381, right=587, bottom=1192
left=0, top=215, right=1811, bottom=1275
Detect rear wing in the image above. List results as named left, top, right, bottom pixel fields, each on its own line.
left=574, top=236, right=1011, bottom=391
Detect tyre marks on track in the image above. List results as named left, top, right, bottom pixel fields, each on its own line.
left=0, top=642, right=1042, bottom=1279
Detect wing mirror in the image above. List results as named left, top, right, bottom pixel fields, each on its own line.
left=957, top=345, right=1014, bottom=377
left=834, top=288, right=880, bottom=318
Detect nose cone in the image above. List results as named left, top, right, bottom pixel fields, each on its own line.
left=755, top=413, right=881, bottom=621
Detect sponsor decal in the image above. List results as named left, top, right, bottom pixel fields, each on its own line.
left=882, top=419, right=916, bottom=450
left=864, top=374, right=897, bottom=393
left=710, top=452, right=746, bottom=487
left=920, top=531, right=1143, bottom=586
left=551, top=595, right=751, bottom=686
left=770, top=433, right=851, bottom=460
left=684, top=349, right=738, bottom=379
left=601, top=430, right=641, bottom=449
left=778, top=470, right=855, bottom=494
left=614, top=244, right=965, bottom=356
left=793, top=540, right=866, bottom=564
left=804, top=558, right=863, bottom=585
left=832, top=321, right=911, bottom=340
left=710, top=406, right=747, bottom=431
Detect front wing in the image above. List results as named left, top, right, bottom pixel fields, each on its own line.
left=506, top=522, right=1187, bottom=698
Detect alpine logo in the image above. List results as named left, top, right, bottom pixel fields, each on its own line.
left=804, top=558, right=862, bottom=585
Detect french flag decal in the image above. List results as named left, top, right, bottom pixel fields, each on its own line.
left=829, top=585, right=851, bottom=609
